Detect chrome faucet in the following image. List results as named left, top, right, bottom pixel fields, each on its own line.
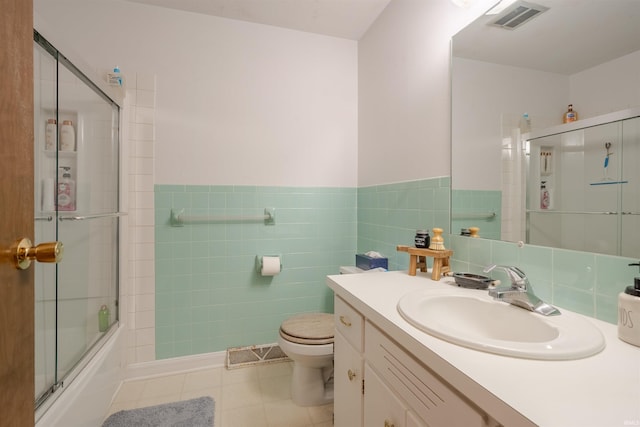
left=483, top=265, right=561, bottom=316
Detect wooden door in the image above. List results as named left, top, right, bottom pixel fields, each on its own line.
left=0, top=1, right=35, bottom=426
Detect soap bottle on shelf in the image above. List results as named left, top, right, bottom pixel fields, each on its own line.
left=540, top=181, right=550, bottom=210
left=618, top=262, right=640, bottom=347
left=107, top=66, right=122, bottom=87
left=56, top=166, right=76, bottom=211
left=98, top=305, right=110, bottom=332
left=563, top=104, right=578, bottom=123
left=45, top=118, right=57, bottom=151
left=60, top=120, right=75, bottom=151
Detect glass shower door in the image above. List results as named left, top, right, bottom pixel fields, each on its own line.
left=33, top=31, right=120, bottom=411
left=621, top=116, right=640, bottom=257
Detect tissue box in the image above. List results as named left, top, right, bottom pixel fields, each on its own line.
left=356, top=254, right=388, bottom=271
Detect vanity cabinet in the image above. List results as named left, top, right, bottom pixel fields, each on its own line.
left=334, top=295, right=495, bottom=427
left=334, top=297, right=364, bottom=426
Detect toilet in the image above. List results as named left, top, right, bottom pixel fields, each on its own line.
left=277, top=312, right=334, bottom=406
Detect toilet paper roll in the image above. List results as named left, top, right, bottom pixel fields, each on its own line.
left=260, top=256, right=281, bottom=276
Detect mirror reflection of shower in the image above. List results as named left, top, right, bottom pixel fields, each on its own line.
left=526, top=112, right=639, bottom=256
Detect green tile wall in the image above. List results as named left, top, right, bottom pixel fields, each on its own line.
left=451, top=189, right=502, bottom=240
left=155, top=178, right=631, bottom=360
left=155, top=185, right=356, bottom=359
left=357, top=178, right=451, bottom=271
left=449, top=234, right=636, bottom=324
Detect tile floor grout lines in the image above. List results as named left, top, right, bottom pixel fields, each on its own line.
left=106, top=360, right=334, bottom=427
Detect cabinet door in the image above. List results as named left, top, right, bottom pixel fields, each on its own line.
left=364, top=364, right=406, bottom=427
left=366, top=322, right=486, bottom=427
left=334, top=332, right=363, bottom=427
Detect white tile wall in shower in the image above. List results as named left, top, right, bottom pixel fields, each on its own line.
left=126, top=72, right=157, bottom=364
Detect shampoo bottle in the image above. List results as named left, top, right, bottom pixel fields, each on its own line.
left=618, top=262, right=640, bottom=347
left=60, top=120, right=75, bottom=151
left=56, top=166, right=76, bottom=211
left=99, top=305, right=110, bottom=332
left=563, top=104, right=578, bottom=123
left=107, top=66, right=122, bottom=86
left=540, top=181, right=550, bottom=210
left=45, top=118, right=57, bottom=151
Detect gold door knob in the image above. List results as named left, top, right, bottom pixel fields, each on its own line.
left=13, top=238, right=63, bottom=270
left=384, top=420, right=395, bottom=427
left=347, top=369, right=357, bottom=381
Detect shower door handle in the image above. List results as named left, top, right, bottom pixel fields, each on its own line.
left=10, top=238, right=63, bottom=270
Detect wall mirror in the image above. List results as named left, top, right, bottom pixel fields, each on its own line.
left=451, top=0, right=640, bottom=256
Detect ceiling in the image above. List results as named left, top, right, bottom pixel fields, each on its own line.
left=124, top=0, right=392, bottom=40
left=453, top=0, right=640, bottom=75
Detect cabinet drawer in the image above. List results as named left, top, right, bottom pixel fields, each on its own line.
left=334, top=296, right=364, bottom=352
left=366, top=321, right=486, bottom=427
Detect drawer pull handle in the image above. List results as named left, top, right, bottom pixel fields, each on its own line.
left=347, top=369, right=357, bottom=381
left=384, top=420, right=395, bottom=427
left=339, top=315, right=352, bottom=327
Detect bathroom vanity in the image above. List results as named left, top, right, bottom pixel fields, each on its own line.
left=328, top=271, right=640, bottom=427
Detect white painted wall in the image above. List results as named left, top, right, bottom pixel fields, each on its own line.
left=570, top=49, right=640, bottom=119
left=34, top=0, right=358, bottom=187
left=357, top=0, right=489, bottom=187
left=452, top=58, right=568, bottom=190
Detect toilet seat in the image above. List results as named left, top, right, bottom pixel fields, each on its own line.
left=280, top=313, right=334, bottom=345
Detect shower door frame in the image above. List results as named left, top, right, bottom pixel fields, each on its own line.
left=33, top=31, right=123, bottom=416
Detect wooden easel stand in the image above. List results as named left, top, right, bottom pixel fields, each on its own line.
left=397, top=245, right=452, bottom=280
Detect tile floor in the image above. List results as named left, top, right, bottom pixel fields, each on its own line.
left=106, top=361, right=333, bottom=427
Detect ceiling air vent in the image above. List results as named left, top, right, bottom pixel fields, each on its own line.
left=489, top=1, right=549, bottom=30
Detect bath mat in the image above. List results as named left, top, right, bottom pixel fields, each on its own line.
left=102, top=396, right=214, bottom=427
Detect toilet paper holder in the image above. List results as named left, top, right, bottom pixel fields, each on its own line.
left=256, top=255, right=282, bottom=276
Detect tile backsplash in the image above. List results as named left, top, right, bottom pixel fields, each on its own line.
left=449, top=234, right=637, bottom=324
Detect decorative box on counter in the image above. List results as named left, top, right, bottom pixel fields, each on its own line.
left=356, top=252, right=388, bottom=271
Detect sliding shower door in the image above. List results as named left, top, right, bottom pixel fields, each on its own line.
left=621, top=117, right=640, bottom=256
left=527, top=114, right=640, bottom=257
left=33, top=31, right=121, bottom=411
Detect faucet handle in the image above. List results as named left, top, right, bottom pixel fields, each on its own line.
left=483, top=265, right=529, bottom=290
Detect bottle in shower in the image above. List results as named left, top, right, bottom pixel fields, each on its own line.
left=45, top=118, right=57, bottom=151
left=60, top=120, right=75, bottom=151
left=99, top=305, right=110, bottom=332
left=540, top=181, right=550, bottom=210
left=56, top=166, right=76, bottom=211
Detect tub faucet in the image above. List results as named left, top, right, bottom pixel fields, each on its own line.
left=483, top=265, right=561, bottom=316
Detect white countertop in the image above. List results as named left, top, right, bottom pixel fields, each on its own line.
left=327, top=270, right=640, bottom=427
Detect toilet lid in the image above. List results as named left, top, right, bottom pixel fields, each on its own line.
left=280, top=313, right=334, bottom=345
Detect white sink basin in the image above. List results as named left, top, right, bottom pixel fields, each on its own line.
left=397, top=288, right=605, bottom=360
